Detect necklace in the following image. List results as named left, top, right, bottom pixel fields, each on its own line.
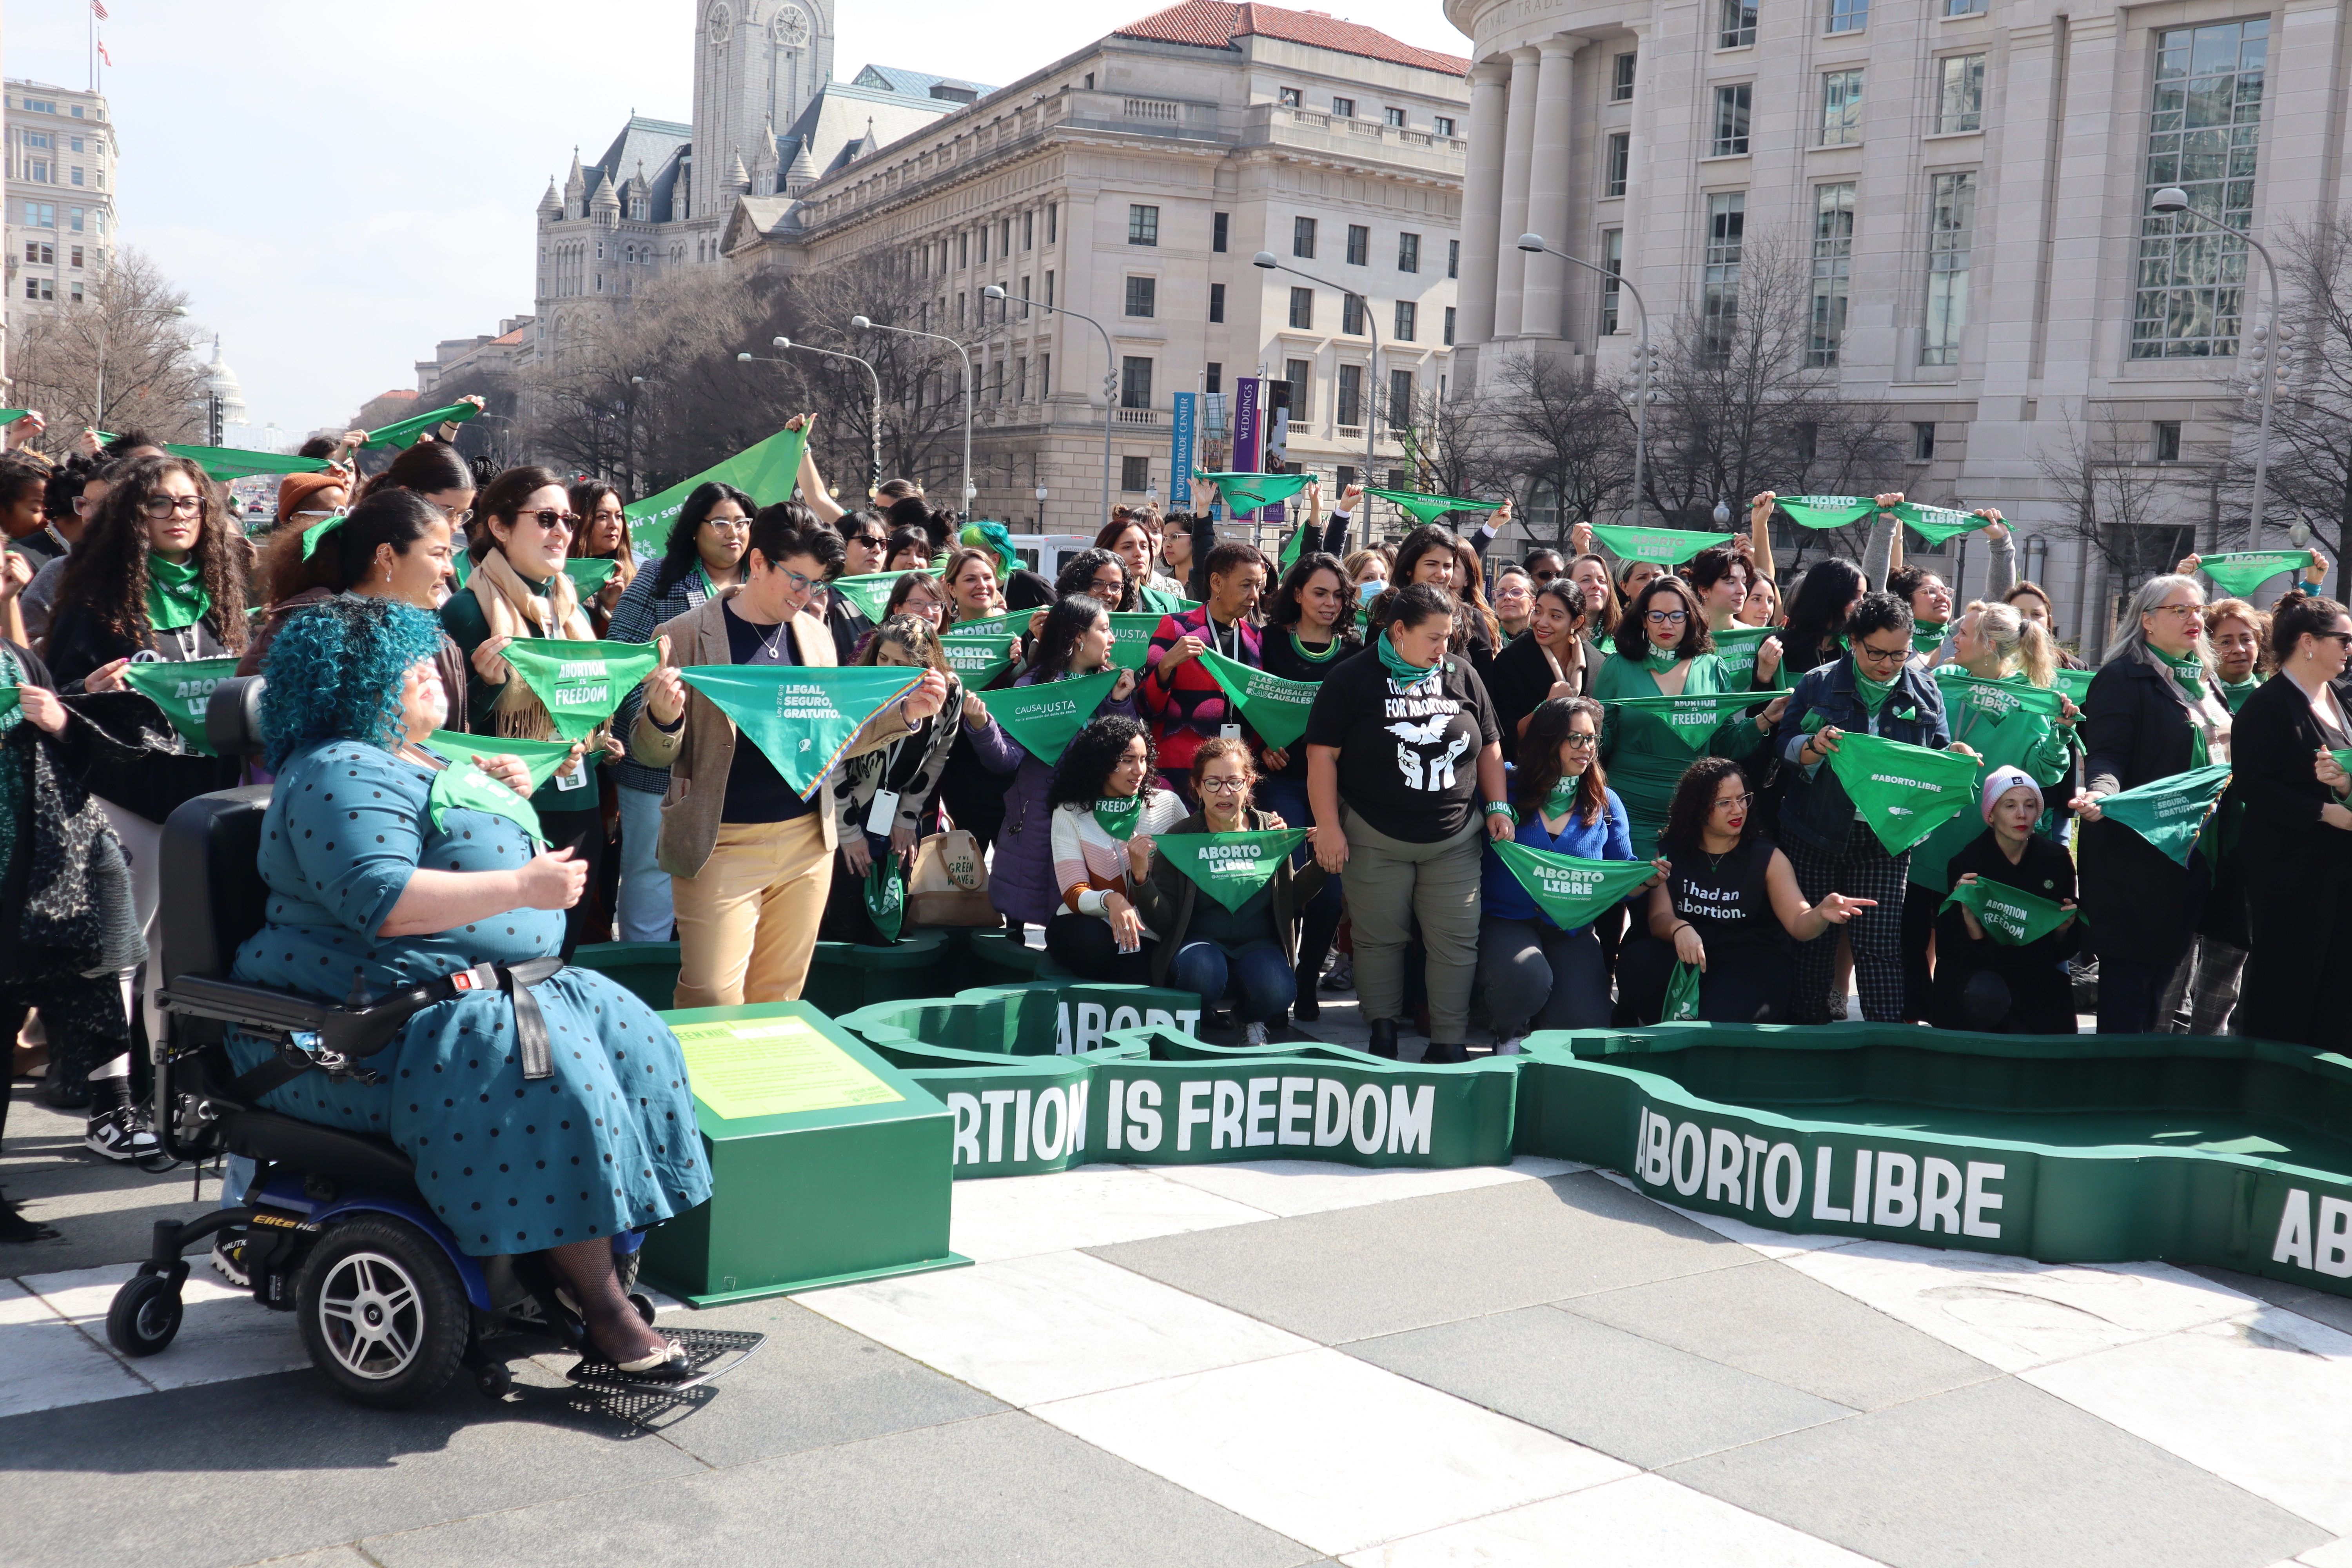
left=1291, top=628, right=1340, bottom=663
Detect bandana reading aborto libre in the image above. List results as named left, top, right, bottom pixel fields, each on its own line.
left=121, top=656, right=240, bottom=755
left=1492, top=841, right=1659, bottom=931
left=1155, top=828, right=1311, bottom=912
left=1824, top=732, right=1981, bottom=854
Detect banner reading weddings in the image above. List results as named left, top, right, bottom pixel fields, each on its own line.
left=679, top=664, right=925, bottom=797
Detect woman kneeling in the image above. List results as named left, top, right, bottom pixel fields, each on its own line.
left=1044, top=714, right=1189, bottom=981
left=237, top=597, right=707, bottom=1376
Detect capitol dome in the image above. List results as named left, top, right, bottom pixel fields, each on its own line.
left=203, top=334, right=248, bottom=428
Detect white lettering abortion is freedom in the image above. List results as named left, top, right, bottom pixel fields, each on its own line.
left=555, top=660, right=610, bottom=681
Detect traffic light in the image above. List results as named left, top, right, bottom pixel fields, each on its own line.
left=206, top=393, right=223, bottom=448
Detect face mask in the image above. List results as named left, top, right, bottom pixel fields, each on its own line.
left=1358, top=581, right=1385, bottom=603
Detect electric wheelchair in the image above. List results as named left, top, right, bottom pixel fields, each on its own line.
left=103, top=677, right=760, bottom=1407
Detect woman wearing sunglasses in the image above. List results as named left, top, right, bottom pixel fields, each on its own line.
left=441, top=466, right=613, bottom=956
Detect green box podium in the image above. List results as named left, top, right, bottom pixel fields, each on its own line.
left=638, top=1000, right=969, bottom=1307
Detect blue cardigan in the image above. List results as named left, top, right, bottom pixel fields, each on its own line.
left=1481, top=784, right=1637, bottom=931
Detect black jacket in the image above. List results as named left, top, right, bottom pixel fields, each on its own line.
left=2078, top=655, right=2221, bottom=954
left=1132, top=805, right=1329, bottom=987
left=2229, top=672, right=2352, bottom=870
left=42, top=602, right=230, bottom=690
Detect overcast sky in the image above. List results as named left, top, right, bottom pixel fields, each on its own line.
left=5, top=0, right=1468, bottom=443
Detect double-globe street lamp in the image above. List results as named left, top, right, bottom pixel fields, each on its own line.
left=1517, top=234, right=1656, bottom=529
left=851, top=315, right=973, bottom=514
left=737, top=335, right=884, bottom=498
left=983, top=283, right=1115, bottom=526
left=2150, top=185, right=2285, bottom=554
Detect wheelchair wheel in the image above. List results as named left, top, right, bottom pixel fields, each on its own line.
left=296, top=1216, right=468, bottom=1409
left=106, top=1272, right=183, bottom=1357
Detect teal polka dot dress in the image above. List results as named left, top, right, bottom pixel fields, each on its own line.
left=225, top=740, right=709, bottom=1256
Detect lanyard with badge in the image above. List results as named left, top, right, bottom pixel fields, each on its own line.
left=1212, top=615, right=1246, bottom=743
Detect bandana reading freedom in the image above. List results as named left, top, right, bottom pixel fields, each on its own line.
left=499, top=638, right=662, bottom=742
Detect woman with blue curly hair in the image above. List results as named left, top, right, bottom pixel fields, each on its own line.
left=234, top=595, right=708, bottom=1379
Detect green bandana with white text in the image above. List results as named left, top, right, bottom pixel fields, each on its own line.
left=829, top=572, right=906, bottom=623
left=1894, top=503, right=1987, bottom=547
left=498, top=638, right=661, bottom=742
left=1108, top=612, right=1167, bottom=671
left=940, top=613, right=1023, bottom=688
left=121, top=656, right=239, bottom=754
left=1195, top=471, right=1312, bottom=514
left=1663, top=960, right=1703, bottom=1021
left=1825, top=732, right=1980, bottom=854
left=562, top=558, right=619, bottom=597
left=1588, top=523, right=1735, bottom=566
left=1711, top=625, right=1784, bottom=692
left=428, top=757, right=546, bottom=848
left=362, top=399, right=482, bottom=450
left=1196, top=646, right=1318, bottom=749
left=1607, top=691, right=1766, bottom=762
left=1364, top=488, right=1503, bottom=526
left=1153, top=828, right=1311, bottom=913
left=1775, top=495, right=1878, bottom=531
left=680, top=664, right=923, bottom=797
left=864, top=857, right=905, bottom=943
left=2096, top=763, right=2232, bottom=866
left=974, top=668, right=1124, bottom=763
left=1942, top=878, right=2073, bottom=946
left=2052, top=667, right=2094, bottom=705
left=1492, top=840, right=1657, bottom=932
left=626, top=425, right=809, bottom=533
left=1091, top=792, right=1145, bottom=840
left=423, top=730, right=581, bottom=794
left=2196, top=551, right=2315, bottom=599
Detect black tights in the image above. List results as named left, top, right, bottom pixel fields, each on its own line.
left=1045, top=912, right=1158, bottom=984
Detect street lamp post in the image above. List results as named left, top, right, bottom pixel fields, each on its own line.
left=984, top=283, right=1114, bottom=526
left=742, top=337, right=885, bottom=499
left=1519, top=234, right=1654, bottom=529
left=2151, top=186, right=2283, bottom=551
left=851, top=315, right=973, bottom=515
left=1252, top=252, right=1377, bottom=522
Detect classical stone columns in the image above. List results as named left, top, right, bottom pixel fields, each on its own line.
left=1492, top=46, right=1541, bottom=345
left=1519, top=36, right=1583, bottom=339
left=1457, top=61, right=1511, bottom=346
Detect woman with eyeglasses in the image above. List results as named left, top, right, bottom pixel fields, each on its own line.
left=824, top=511, right=893, bottom=661
left=1619, top=757, right=1874, bottom=1025
left=566, top=480, right=637, bottom=637
left=1480, top=697, right=1661, bottom=1051
left=440, top=466, right=614, bottom=956
left=606, top=482, right=754, bottom=944
left=1491, top=565, right=1535, bottom=641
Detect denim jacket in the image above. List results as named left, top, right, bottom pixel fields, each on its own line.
left=1775, top=653, right=1951, bottom=854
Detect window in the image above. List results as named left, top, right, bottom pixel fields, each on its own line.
left=1206, top=361, right=1222, bottom=394
left=1946, top=0, right=1985, bottom=14
left=1342, top=293, right=1365, bottom=336
left=68, top=136, right=81, bottom=152
left=1048, top=203, right=1058, bottom=243
left=1024, top=210, right=1034, bottom=248
left=1042, top=352, right=1052, bottom=394
left=91, top=209, right=102, bottom=234
left=1702, top=192, right=1746, bottom=359
left=1809, top=182, right=1855, bottom=366
left=1384, top=107, right=1407, bottom=127
left=1923, top=171, right=1975, bottom=365
left=1614, top=52, right=1639, bottom=100
left=1347, top=224, right=1369, bottom=265
left=1018, top=276, right=1031, bottom=316
left=992, top=359, right=1005, bottom=402
left=1209, top=281, right=1226, bottom=323
left=1293, top=216, right=1317, bottom=258
left=1820, top=68, right=1864, bottom=144
left=22, top=242, right=50, bottom=264
left=1398, top=232, right=1420, bottom=272
left=2154, top=421, right=2183, bottom=461
left=1827, top=0, right=1866, bottom=31
left=1606, top=132, right=1631, bottom=196
left=1000, top=218, right=1011, bottom=254
left=1912, top=423, right=1938, bottom=461
left=1125, top=276, right=1157, bottom=318
left=1212, top=211, right=1229, bottom=253
left=1388, top=370, right=1416, bottom=429
left=67, top=207, right=82, bottom=232
left=24, top=202, right=53, bottom=228
left=22, top=99, right=54, bottom=113
left=1720, top=0, right=1757, bottom=49
left=1434, top=115, right=1456, bottom=137
left=1279, top=86, right=1303, bottom=107
left=1016, top=357, right=1028, bottom=401
left=1935, top=54, right=1985, bottom=132
left=1289, top=286, right=1314, bottom=330
left=1448, top=239, right=1460, bottom=278
left=1445, top=305, right=1457, bottom=345
left=24, top=132, right=48, bottom=149
left=1122, top=456, right=1151, bottom=492
left=1121, top=358, right=1154, bottom=409
left=958, top=232, right=969, bottom=268
left=24, top=278, right=51, bottom=301
left=1600, top=229, right=1624, bottom=334
left=1338, top=364, right=1364, bottom=426
left=1388, top=299, right=1418, bottom=342
left=1128, top=204, right=1159, bottom=245
left=1336, top=465, right=1357, bottom=490
left=69, top=105, right=82, bottom=118
left=29, top=161, right=47, bottom=183
left=1084, top=73, right=1095, bottom=90
left=1332, top=97, right=1356, bottom=118
left=1286, top=358, right=1313, bottom=419
left=1712, top=85, right=1751, bottom=156
left=68, top=281, right=81, bottom=303
left=69, top=245, right=82, bottom=268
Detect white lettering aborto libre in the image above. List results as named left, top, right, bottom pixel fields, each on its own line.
left=1635, top=1105, right=2004, bottom=1239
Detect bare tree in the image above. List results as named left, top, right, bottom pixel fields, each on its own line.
left=2036, top=405, right=2183, bottom=655
left=1482, top=354, right=1633, bottom=551
left=9, top=247, right=211, bottom=440
left=1398, top=385, right=1507, bottom=506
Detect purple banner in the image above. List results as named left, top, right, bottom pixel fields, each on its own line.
left=1231, top=377, right=1261, bottom=524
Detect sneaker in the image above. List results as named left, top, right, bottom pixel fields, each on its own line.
left=1495, top=1036, right=1526, bottom=1056
left=211, top=1230, right=251, bottom=1288
left=83, top=1105, right=161, bottom=1163
left=1321, top=957, right=1354, bottom=993
left=1242, top=1022, right=1269, bottom=1047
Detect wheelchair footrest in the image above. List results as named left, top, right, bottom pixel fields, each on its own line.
left=564, top=1327, right=764, bottom=1397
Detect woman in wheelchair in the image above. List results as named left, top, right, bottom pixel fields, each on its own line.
left=236, top=596, right=708, bottom=1377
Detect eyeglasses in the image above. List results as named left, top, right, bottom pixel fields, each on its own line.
left=2317, top=631, right=2352, bottom=648
left=515, top=509, right=577, bottom=532
left=703, top=517, right=751, bottom=534
left=71, top=495, right=99, bottom=516
left=1529, top=569, right=1559, bottom=583
left=1853, top=641, right=1910, bottom=664
left=1561, top=733, right=1599, bottom=750
left=141, top=494, right=204, bottom=518
left=767, top=564, right=817, bottom=594
left=1645, top=608, right=1688, bottom=625
left=1711, top=792, right=1755, bottom=811
left=1200, top=776, right=1251, bottom=794
left=428, top=499, right=476, bottom=528
left=2149, top=603, right=2202, bottom=619
left=851, top=534, right=888, bottom=548
left=289, top=509, right=337, bottom=522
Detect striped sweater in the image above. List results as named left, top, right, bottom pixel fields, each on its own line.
left=1049, top=788, right=1191, bottom=924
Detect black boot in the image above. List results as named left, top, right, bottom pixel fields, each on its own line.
left=1292, top=962, right=1321, bottom=1022
left=1367, top=1018, right=1399, bottom=1060
left=1292, top=904, right=1341, bottom=1024
left=1423, top=1040, right=1468, bottom=1065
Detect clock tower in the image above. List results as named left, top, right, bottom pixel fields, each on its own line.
left=692, top=0, right=835, bottom=219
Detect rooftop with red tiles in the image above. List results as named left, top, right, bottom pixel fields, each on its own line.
left=1115, top=0, right=1470, bottom=76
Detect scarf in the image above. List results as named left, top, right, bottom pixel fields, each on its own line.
left=1852, top=662, right=1899, bottom=716
left=2151, top=644, right=2207, bottom=700
left=1092, top=791, right=1144, bottom=841
left=1377, top=631, right=1438, bottom=690
left=468, top=547, right=596, bottom=743
left=1542, top=779, right=1579, bottom=820
left=1641, top=641, right=1681, bottom=673
left=2140, top=646, right=2232, bottom=768
left=145, top=555, right=209, bottom=633
left=2219, top=673, right=2263, bottom=714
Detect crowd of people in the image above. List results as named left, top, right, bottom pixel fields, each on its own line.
left=5, top=410, right=2349, bottom=1280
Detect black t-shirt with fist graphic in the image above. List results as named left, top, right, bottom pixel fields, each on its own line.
left=1304, top=650, right=1501, bottom=843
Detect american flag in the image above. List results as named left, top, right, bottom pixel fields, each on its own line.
left=91, top=1, right=109, bottom=18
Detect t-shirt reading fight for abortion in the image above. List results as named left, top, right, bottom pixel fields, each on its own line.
left=1304, top=649, right=1501, bottom=843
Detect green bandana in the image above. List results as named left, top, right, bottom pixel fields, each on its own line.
left=1825, top=732, right=1981, bottom=853
left=428, top=757, right=546, bottom=848
left=974, top=668, right=1125, bottom=763
left=679, top=664, right=924, bottom=796
left=1364, top=487, right=1504, bottom=526
left=1196, top=647, right=1318, bottom=749
left=864, top=857, right=905, bottom=943
left=1942, top=878, right=2073, bottom=946
left=0, top=686, right=18, bottom=722
left=2332, top=748, right=2352, bottom=781
left=1711, top=626, right=1783, bottom=692
left=1608, top=692, right=1766, bottom=762
left=2219, top=674, right=2264, bottom=713
left=2095, top=763, right=2233, bottom=866
left=625, top=425, right=809, bottom=534
left=2151, top=645, right=2207, bottom=699
left=1196, top=471, right=1314, bottom=514
left=423, top=730, right=581, bottom=794
left=120, top=656, right=240, bottom=754
left=1492, top=840, right=1656, bottom=931
left=1894, top=503, right=1987, bottom=546
left=167, top=444, right=333, bottom=481
left=940, top=613, right=1022, bottom=689
left=1662, top=960, right=1703, bottom=1021
left=498, top=638, right=662, bottom=742
left=362, top=399, right=483, bottom=450
left=1588, top=523, right=1736, bottom=566
left=1542, top=780, right=1580, bottom=820
left=299, top=509, right=349, bottom=560
left=563, top=557, right=620, bottom=597
left=1091, top=791, right=1145, bottom=840
left=1641, top=641, right=1682, bottom=673
left=1911, top=625, right=1947, bottom=658
left=1377, top=632, right=1439, bottom=688
left=144, top=556, right=210, bottom=633
left=1852, top=664, right=1900, bottom=715
left=1153, top=828, right=1312, bottom=912
left=2196, top=550, right=2315, bottom=599
left=1108, top=612, right=1167, bottom=672
left=830, top=572, right=906, bottom=623
left=1290, top=630, right=1343, bottom=664
left=1774, top=495, right=1878, bottom=531
left=2052, top=667, right=2094, bottom=705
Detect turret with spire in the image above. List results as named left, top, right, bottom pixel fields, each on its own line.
left=537, top=176, right=563, bottom=223
left=726, top=145, right=751, bottom=196
left=784, top=138, right=818, bottom=198
left=590, top=169, right=621, bottom=228
left=562, top=147, right=586, bottom=219
left=750, top=118, right=781, bottom=197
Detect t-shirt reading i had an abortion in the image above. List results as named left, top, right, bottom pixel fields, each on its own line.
left=1304, top=649, right=1501, bottom=843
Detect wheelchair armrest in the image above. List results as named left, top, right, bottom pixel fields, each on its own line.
left=160, top=976, right=416, bottom=1060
